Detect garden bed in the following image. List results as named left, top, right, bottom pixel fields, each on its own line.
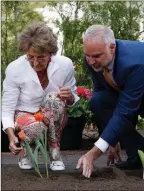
left=2, top=150, right=144, bottom=191
left=2, top=165, right=144, bottom=190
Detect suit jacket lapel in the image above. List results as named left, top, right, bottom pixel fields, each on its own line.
left=113, top=40, right=127, bottom=88
left=113, top=41, right=119, bottom=83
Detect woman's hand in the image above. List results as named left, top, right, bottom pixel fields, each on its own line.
left=9, top=136, right=23, bottom=155
left=6, top=128, right=23, bottom=155
left=58, top=86, right=74, bottom=105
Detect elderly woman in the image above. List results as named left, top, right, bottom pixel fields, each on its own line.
left=2, top=22, right=79, bottom=171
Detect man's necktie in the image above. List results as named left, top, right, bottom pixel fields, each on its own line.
left=103, top=68, right=120, bottom=92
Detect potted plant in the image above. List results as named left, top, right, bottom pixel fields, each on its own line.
left=60, top=86, right=92, bottom=150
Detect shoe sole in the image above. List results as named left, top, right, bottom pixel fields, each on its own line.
left=18, top=162, right=33, bottom=170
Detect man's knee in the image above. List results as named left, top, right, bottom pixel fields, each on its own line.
left=89, top=91, right=108, bottom=132
left=140, top=97, right=144, bottom=118
left=89, top=91, right=118, bottom=114
left=89, top=92, right=103, bottom=114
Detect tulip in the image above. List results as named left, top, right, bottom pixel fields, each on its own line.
left=34, top=112, right=44, bottom=121
left=18, top=130, right=25, bottom=140
left=17, top=112, right=49, bottom=178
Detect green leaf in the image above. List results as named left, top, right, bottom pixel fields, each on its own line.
left=25, top=141, right=43, bottom=178
left=40, top=133, right=45, bottom=147
left=34, top=140, right=42, bottom=165
left=44, top=129, right=48, bottom=151
left=138, top=150, right=144, bottom=167
left=35, top=138, right=49, bottom=177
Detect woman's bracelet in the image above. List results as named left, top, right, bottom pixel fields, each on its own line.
left=66, top=94, right=74, bottom=106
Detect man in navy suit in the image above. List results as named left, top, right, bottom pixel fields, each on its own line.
left=76, top=25, right=144, bottom=178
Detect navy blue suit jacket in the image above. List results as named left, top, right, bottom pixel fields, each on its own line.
left=86, top=40, right=144, bottom=146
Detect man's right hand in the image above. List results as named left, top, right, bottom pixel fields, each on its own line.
left=76, top=146, right=102, bottom=178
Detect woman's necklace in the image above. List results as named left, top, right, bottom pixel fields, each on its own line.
left=37, top=70, right=48, bottom=86
left=40, top=74, right=47, bottom=85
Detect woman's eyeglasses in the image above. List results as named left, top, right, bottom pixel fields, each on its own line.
left=26, top=54, right=49, bottom=64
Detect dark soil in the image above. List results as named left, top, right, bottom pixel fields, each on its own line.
left=2, top=164, right=144, bottom=190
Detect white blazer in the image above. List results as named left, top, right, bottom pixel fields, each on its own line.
left=2, top=54, right=79, bottom=131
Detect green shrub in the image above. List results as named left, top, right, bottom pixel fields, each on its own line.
left=136, top=116, right=144, bottom=130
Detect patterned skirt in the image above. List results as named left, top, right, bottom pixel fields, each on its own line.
left=15, top=92, right=68, bottom=160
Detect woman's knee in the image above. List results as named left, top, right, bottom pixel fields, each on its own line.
left=41, top=92, right=65, bottom=112
left=41, top=92, right=67, bottom=124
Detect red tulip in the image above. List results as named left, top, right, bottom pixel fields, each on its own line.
left=34, top=112, right=44, bottom=121
left=18, top=130, right=25, bottom=140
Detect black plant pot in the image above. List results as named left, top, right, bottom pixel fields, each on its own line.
left=60, top=116, right=86, bottom=150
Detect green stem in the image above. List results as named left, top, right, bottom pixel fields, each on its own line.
left=35, top=139, right=49, bottom=178
left=44, top=129, right=49, bottom=178
left=45, top=128, right=47, bottom=151
left=138, top=150, right=144, bottom=179
left=24, top=141, right=43, bottom=178
left=138, top=150, right=144, bottom=167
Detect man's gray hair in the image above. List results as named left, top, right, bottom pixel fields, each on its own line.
left=83, top=25, right=115, bottom=45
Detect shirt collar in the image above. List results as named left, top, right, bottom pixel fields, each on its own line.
left=107, top=56, right=115, bottom=71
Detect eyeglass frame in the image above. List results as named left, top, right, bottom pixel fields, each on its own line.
left=26, top=54, right=51, bottom=64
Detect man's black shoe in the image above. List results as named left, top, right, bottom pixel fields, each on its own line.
left=114, top=157, right=142, bottom=170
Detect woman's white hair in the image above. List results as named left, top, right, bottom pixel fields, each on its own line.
left=83, top=25, right=115, bottom=45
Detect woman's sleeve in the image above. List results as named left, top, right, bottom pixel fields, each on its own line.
left=63, top=59, right=80, bottom=107
left=2, top=66, right=20, bottom=131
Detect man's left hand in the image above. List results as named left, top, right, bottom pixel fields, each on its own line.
left=107, top=143, right=121, bottom=166
left=76, top=146, right=102, bottom=178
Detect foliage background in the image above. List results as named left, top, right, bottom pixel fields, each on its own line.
left=1, top=1, right=144, bottom=128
